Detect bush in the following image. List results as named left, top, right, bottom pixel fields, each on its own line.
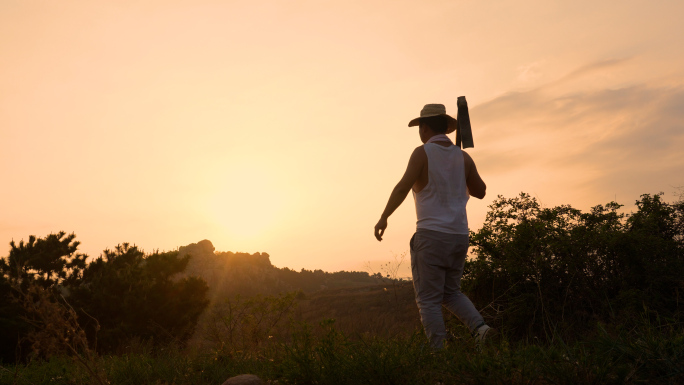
left=0, top=232, right=86, bottom=363
left=465, top=193, right=684, bottom=341
left=71, top=244, right=210, bottom=352
left=0, top=234, right=209, bottom=361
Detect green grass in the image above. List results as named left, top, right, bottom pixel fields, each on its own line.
left=2, top=318, right=682, bottom=385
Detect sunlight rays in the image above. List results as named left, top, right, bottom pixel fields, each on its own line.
left=206, top=163, right=289, bottom=242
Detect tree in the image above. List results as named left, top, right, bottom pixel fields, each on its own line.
left=465, top=193, right=684, bottom=341
left=1, top=231, right=87, bottom=289
left=0, top=232, right=86, bottom=362
left=1, top=234, right=210, bottom=360
left=71, top=243, right=209, bottom=352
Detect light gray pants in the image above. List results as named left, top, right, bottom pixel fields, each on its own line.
left=410, top=229, right=484, bottom=349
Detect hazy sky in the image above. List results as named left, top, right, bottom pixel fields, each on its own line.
left=2, top=0, right=683, bottom=276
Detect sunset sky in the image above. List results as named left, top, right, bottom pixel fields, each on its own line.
left=2, top=0, right=683, bottom=276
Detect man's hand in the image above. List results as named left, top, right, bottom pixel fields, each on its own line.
left=374, top=217, right=388, bottom=241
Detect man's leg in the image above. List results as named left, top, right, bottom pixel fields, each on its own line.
left=410, top=230, right=449, bottom=349
left=442, top=234, right=485, bottom=333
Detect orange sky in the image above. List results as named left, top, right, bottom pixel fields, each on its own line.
left=2, top=0, right=683, bottom=276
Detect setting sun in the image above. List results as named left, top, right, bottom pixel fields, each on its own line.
left=206, top=164, right=288, bottom=241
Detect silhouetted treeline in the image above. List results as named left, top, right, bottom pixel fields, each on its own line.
left=0, top=236, right=378, bottom=363
left=0, top=236, right=209, bottom=362
left=464, top=192, right=684, bottom=341
left=177, top=240, right=380, bottom=299
left=2, top=191, right=682, bottom=363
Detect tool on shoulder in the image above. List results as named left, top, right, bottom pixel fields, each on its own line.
left=455, top=96, right=474, bottom=149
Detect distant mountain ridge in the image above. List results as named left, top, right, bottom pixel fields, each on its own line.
left=177, top=240, right=381, bottom=303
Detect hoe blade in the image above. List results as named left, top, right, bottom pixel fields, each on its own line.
left=457, top=96, right=474, bottom=149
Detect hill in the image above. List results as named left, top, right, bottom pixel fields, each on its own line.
left=177, top=240, right=383, bottom=299
left=176, top=240, right=420, bottom=350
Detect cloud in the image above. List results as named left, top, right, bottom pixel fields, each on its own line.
left=544, top=58, right=630, bottom=89
left=472, top=58, right=635, bottom=135
left=516, top=60, right=545, bottom=83
left=468, top=59, right=684, bottom=204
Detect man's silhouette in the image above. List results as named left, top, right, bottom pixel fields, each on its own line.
left=374, top=104, right=493, bottom=349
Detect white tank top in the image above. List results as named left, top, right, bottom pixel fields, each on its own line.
left=412, top=143, right=469, bottom=234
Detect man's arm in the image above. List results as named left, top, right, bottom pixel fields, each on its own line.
left=463, top=151, right=486, bottom=199
left=374, top=147, right=426, bottom=241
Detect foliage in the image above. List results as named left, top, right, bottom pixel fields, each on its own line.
left=0, top=274, right=29, bottom=363
left=71, top=243, right=210, bottom=352
left=2, top=315, right=683, bottom=384
left=465, top=192, right=684, bottom=341
left=365, top=251, right=408, bottom=303
left=0, top=235, right=209, bottom=362
left=16, top=283, right=107, bottom=384
left=0, top=232, right=85, bottom=363
left=2, top=190, right=684, bottom=384
left=1, top=232, right=87, bottom=289
left=201, top=291, right=299, bottom=353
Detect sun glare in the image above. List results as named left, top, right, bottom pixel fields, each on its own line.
left=207, top=165, right=286, bottom=240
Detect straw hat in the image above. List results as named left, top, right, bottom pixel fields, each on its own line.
left=408, top=104, right=458, bottom=134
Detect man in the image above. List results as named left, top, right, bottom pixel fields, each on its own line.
left=374, top=103, right=493, bottom=349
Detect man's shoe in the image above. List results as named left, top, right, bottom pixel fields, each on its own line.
left=474, top=324, right=498, bottom=344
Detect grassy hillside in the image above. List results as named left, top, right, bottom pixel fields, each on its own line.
left=295, top=282, right=421, bottom=338
left=3, top=288, right=682, bottom=384
left=2, top=192, right=683, bottom=383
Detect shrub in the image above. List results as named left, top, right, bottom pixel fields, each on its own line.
left=0, top=235, right=210, bottom=361
left=71, top=244, right=210, bottom=352
left=465, top=193, right=684, bottom=341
